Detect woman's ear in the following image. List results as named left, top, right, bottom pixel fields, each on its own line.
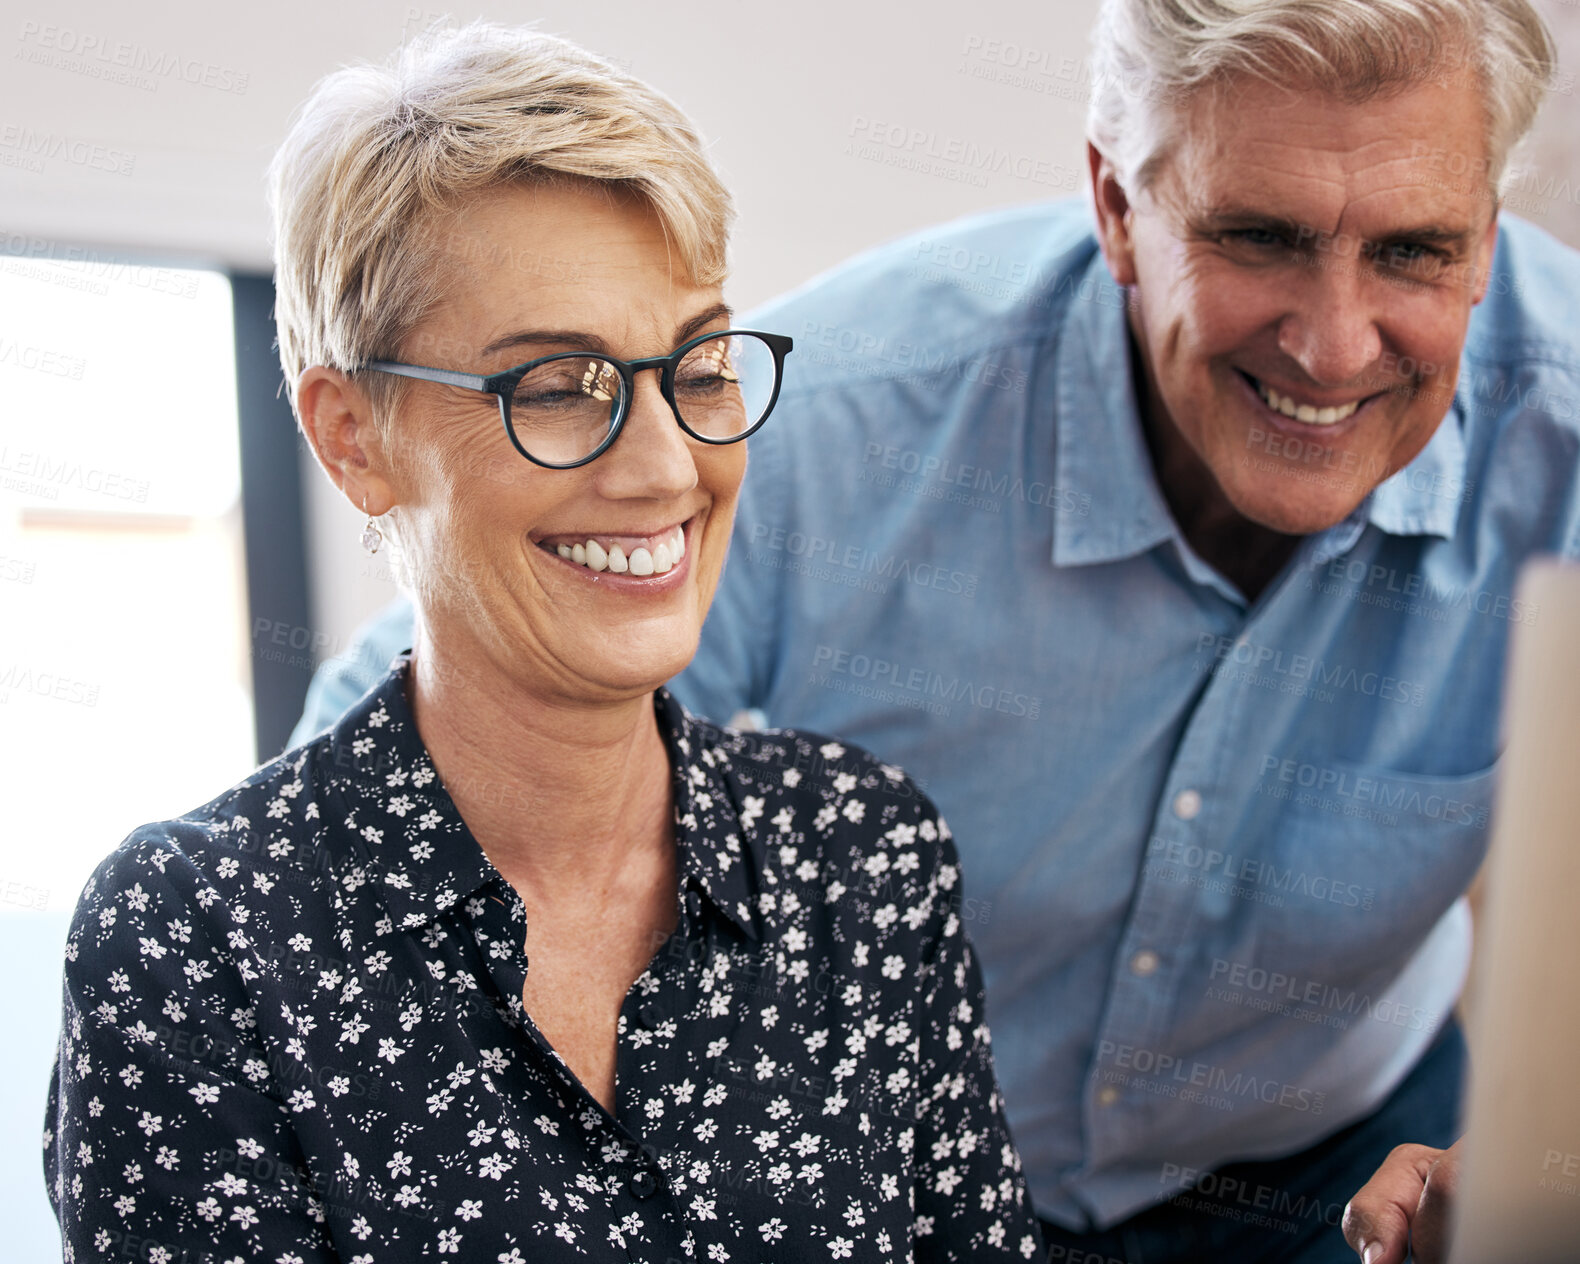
left=1088, top=141, right=1139, bottom=287
left=297, top=367, right=395, bottom=515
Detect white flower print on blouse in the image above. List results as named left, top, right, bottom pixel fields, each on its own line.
left=45, top=659, right=1043, bottom=1262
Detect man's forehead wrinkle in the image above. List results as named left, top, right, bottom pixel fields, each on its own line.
left=1178, top=126, right=1482, bottom=241
left=1174, top=139, right=1346, bottom=227
left=1233, top=129, right=1478, bottom=194
left=1194, top=73, right=1487, bottom=165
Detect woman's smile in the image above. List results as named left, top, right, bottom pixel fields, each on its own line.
left=535, top=519, right=690, bottom=579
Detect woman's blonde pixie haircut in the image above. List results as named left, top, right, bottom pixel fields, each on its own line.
left=269, top=22, right=733, bottom=419
left=1087, top=0, right=1557, bottom=197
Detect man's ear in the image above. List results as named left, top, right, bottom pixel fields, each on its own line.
left=1088, top=141, right=1139, bottom=287
left=296, top=366, right=396, bottom=515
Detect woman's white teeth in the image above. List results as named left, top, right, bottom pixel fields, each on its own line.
left=549, top=525, right=685, bottom=576
left=1256, top=380, right=1360, bottom=426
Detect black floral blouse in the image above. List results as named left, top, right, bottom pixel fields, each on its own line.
left=45, top=660, right=1042, bottom=1262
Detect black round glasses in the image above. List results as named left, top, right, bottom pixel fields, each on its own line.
left=366, top=329, right=793, bottom=469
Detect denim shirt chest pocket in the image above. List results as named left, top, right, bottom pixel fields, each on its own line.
left=1254, top=756, right=1499, bottom=975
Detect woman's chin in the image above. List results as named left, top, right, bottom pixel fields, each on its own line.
left=567, top=637, right=699, bottom=700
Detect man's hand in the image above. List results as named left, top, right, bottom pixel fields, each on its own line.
left=1342, top=1137, right=1464, bottom=1263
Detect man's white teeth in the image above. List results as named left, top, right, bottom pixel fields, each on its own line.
left=607, top=544, right=629, bottom=573
left=586, top=540, right=608, bottom=572
left=652, top=543, right=674, bottom=573
left=1256, top=380, right=1360, bottom=426
left=629, top=547, right=654, bottom=576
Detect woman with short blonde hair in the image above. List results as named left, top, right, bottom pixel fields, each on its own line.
left=45, top=22, right=1041, bottom=1263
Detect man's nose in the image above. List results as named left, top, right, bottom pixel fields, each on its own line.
left=1275, top=259, right=1384, bottom=389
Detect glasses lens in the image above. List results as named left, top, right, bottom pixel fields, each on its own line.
left=508, top=356, right=623, bottom=464
left=673, top=334, right=777, bottom=441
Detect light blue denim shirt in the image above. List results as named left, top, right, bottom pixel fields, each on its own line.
left=291, top=200, right=1580, bottom=1229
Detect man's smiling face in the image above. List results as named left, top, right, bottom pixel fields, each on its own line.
left=1098, top=67, right=1500, bottom=535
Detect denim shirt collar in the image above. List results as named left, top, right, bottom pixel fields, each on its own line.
left=1365, top=404, right=1467, bottom=541
left=1052, top=256, right=1177, bottom=570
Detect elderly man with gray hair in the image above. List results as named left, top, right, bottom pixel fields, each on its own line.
left=298, top=1, right=1580, bottom=1260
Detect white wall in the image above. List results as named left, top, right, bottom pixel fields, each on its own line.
left=2, top=0, right=1106, bottom=293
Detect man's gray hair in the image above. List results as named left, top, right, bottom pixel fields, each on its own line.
left=1087, top=0, right=1557, bottom=197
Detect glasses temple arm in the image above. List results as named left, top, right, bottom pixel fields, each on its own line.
left=365, top=361, right=490, bottom=392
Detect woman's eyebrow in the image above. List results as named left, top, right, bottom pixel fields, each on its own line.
left=477, top=302, right=734, bottom=360
left=479, top=328, right=610, bottom=357
left=673, top=302, right=734, bottom=344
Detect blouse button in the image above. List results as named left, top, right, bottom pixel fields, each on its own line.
left=638, top=1002, right=665, bottom=1030
left=629, top=1169, right=659, bottom=1200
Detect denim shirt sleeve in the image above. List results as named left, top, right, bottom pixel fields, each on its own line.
left=671, top=411, right=792, bottom=727
left=289, top=597, right=414, bottom=748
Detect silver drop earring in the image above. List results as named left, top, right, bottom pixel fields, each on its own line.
left=361, top=496, right=383, bottom=555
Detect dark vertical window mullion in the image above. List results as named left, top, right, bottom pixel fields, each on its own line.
left=231, top=271, right=312, bottom=761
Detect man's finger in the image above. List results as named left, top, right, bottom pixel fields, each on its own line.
left=1409, top=1143, right=1464, bottom=1264
left=1342, top=1143, right=1443, bottom=1263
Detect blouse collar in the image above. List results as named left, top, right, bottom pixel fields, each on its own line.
left=318, top=658, right=763, bottom=942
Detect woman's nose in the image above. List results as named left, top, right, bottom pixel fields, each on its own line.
left=594, top=370, right=698, bottom=499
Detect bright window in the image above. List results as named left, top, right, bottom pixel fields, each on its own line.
left=0, top=254, right=255, bottom=914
